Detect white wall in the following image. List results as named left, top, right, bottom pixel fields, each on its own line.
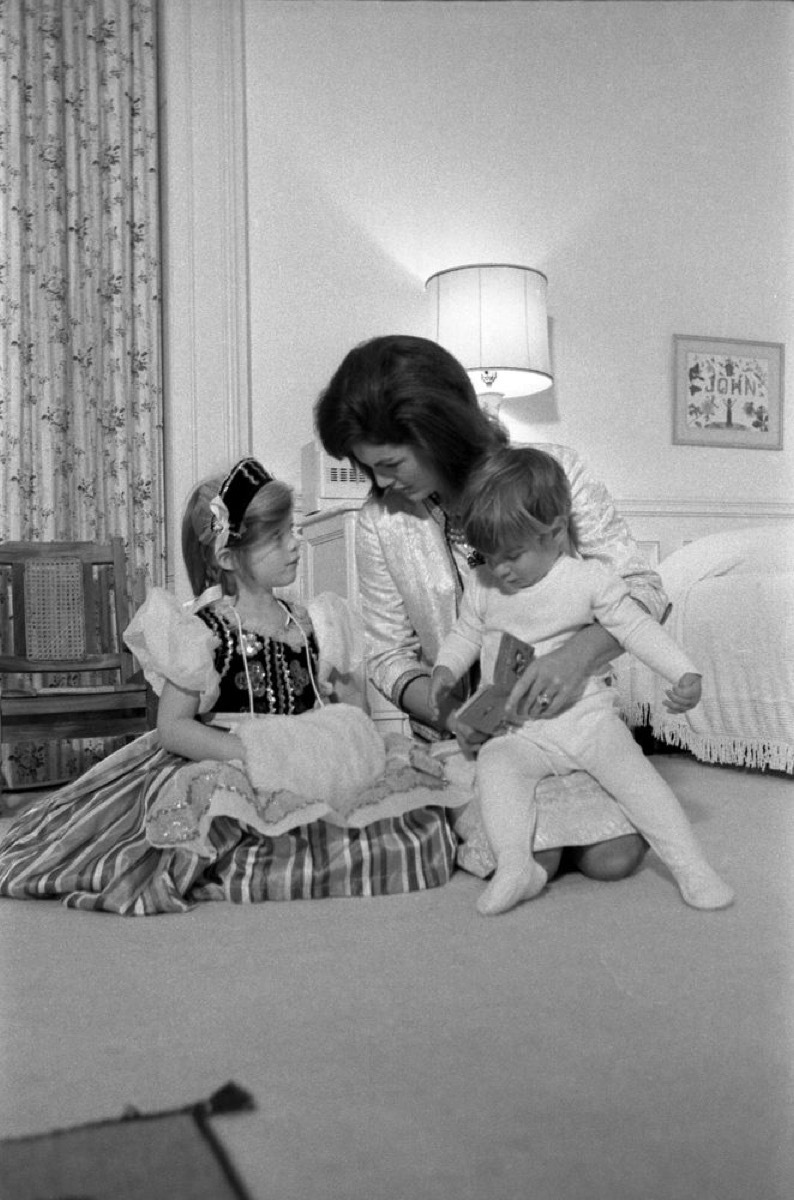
left=243, top=0, right=792, bottom=504
left=160, top=0, right=793, bottom=584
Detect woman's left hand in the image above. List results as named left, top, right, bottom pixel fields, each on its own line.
left=503, top=625, right=621, bottom=722
left=503, top=644, right=586, bottom=722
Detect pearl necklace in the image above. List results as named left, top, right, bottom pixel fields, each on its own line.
left=428, top=495, right=484, bottom=568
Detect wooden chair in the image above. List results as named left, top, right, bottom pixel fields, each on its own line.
left=0, top=539, right=153, bottom=793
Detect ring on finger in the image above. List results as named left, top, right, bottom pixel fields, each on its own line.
left=537, top=692, right=551, bottom=710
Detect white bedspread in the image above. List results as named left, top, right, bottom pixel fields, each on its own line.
left=618, top=526, right=794, bottom=773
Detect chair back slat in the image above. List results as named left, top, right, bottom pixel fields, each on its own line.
left=95, top=563, right=112, bottom=657
left=81, top=560, right=99, bottom=657
left=23, top=558, right=87, bottom=659
left=10, top=563, right=26, bottom=658
left=111, top=537, right=137, bottom=683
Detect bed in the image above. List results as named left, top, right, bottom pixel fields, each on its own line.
left=617, top=525, right=794, bottom=774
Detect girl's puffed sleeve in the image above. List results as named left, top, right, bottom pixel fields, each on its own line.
left=123, top=588, right=221, bottom=714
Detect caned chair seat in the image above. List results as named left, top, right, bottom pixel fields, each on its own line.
left=0, top=539, right=153, bottom=791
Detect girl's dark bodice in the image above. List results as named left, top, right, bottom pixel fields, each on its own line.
left=197, top=603, right=319, bottom=716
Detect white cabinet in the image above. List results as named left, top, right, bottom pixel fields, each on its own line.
left=300, top=506, right=411, bottom=735
left=300, top=507, right=359, bottom=601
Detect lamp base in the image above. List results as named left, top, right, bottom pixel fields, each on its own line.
left=476, top=391, right=506, bottom=418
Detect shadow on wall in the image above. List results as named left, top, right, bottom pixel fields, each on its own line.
left=502, top=388, right=560, bottom=434
left=499, top=315, right=560, bottom=436
left=250, top=152, right=429, bottom=485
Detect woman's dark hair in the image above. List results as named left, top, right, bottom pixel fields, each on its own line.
left=314, top=335, right=508, bottom=499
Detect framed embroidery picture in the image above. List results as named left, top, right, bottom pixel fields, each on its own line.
left=673, top=335, right=784, bottom=450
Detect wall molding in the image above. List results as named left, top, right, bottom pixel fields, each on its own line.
left=615, top=497, right=794, bottom=520
left=614, top=496, right=793, bottom=563
left=158, top=0, right=250, bottom=591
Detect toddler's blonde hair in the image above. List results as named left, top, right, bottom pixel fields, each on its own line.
left=460, top=446, right=578, bottom=558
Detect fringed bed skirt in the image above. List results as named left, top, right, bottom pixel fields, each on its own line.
left=627, top=701, right=794, bottom=775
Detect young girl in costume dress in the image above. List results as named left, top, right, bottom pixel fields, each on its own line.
left=0, top=459, right=457, bottom=915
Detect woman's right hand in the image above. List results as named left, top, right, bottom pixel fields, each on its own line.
left=428, top=666, right=456, bottom=717
left=401, top=672, right=485, bottom=755
left=431, top=667, right=488, bottom=756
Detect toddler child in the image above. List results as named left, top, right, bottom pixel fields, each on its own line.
left=429, top=446, right=734, bottom=916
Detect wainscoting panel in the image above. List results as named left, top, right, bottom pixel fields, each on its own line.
left=616, top=498, right=794, bottom=563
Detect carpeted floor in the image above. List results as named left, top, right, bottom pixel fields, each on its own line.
left=0, top=754, right=791, bottom=1200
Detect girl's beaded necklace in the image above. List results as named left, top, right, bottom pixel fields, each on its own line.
left=222, top=595, right=321, bottom=717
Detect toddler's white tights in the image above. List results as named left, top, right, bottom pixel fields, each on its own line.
left=475, top=716, right=734, bottom=916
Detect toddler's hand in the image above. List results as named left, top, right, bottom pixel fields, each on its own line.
left=429, top=666, right=456, bottom=718
left=664, top=671, right=702, bottom=713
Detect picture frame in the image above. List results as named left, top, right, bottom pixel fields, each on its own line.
left=673, top=335, right=784, bottom=450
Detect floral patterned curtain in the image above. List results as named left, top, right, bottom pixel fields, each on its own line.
left=0, top=0, right=165, bottom=606
left=0, top=0, right=164, bottom=791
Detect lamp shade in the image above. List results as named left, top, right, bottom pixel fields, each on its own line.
left=426, top=264, right=552, bottom=402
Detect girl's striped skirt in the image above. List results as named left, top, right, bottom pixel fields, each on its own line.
left=0, top=733, right=457, bottom=916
